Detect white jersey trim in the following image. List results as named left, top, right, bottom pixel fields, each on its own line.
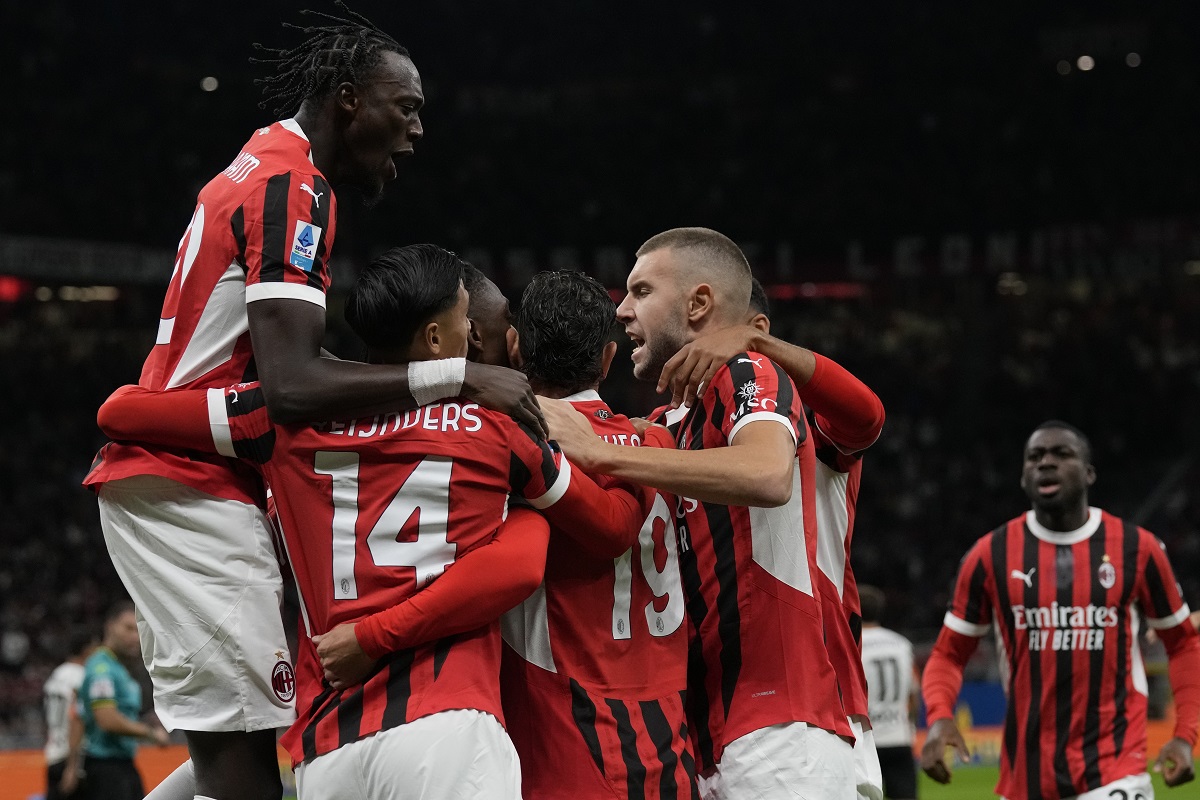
left=528, top=455, right=571, bottom=510
left=245, top=281, right=327, bottom=308
left=1024, top=507, right=1102, bottom=545
left=500, top=582, right=556, bottom=673
left=1146, top=603, right=1192, bottom=630
left=729, top=410, right=797, bottom=445
left=562, top=389, right=602, bottom=403
left=814, top=461, right=849, bottom=598
left=207, top=388, right=237, bottom=458
left=748, top=460, right=814, bottom=596
left=943, top=612, right=990, bottom=637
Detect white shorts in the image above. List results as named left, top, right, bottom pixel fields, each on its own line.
left=703, top=722, right=856, bottom=800
left=1004, top=772, right=1154, bottom=800
left=97, top=475, right=294, bottom=732
left=849, top=718, right=883, bottom=800
left=294, top=709, right=520, bottom=800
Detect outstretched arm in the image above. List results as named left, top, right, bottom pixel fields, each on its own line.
left=919, top=627, right=979, bottom=783
left=248, top=299, right=546, bottom=436
left=314, top=507, right=552, bottom=689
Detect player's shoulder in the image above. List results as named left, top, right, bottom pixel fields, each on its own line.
left=569, top=395, right=639, bottom=440
left=212, top=122, right=327, bottom=196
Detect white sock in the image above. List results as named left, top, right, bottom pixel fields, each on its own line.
left=142, top=758, right=196, bottom=800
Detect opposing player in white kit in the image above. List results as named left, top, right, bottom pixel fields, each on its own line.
left=43, top=633, right=96, bottom=800
left=858, top=587, right=918, bottom=800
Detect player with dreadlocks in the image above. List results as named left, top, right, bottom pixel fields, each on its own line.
left=85, top=6, right=546, bottom=800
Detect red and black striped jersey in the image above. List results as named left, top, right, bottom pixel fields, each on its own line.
left=89, top=119, right=336, bottom=506
left=809, top=413, right=871, bottom=719
left=670, top=353, right=850, bottom=774
left=943, top=508, right=1197, bottom=800
left=202, top=382, right=571, bottom=765
left=501, top=391, right=694, bottom=799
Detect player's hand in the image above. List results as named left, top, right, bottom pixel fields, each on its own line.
left=627, top=417, right=654, bottom=436
left=539, top=397, right=605, bottom=470
left=1155, top=737, right=1195, bottom=787
left=149, top=726, right=170, bottom=747
left=313, top=623, right=378, bottom=691
left=59, top=765, right=81, bottom=794
left=462, top=362, right=548, bottom=439
left=920, top=718, right=970, bottom=784
left=657, top=325, right=761, bottom=409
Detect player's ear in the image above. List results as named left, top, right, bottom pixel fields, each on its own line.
left=419, top=320, right=440, bottom=358
left=749, top=313, right=771, bottom=334
left=334, top=81, right=359, bottom=116
left=687, top=284, right=714, bottom=324
left=599, top=341, right=618, bottom=382
left=506, top=326, right=523, bottom=369
left=1085, top=464, right=1096, bottom=487
left=467, top=318, right=484, bottom=357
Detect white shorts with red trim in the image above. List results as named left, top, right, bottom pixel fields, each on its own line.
left=703, top=721, right=856, bottom=800
left=97, top=475, right=294, bottom=732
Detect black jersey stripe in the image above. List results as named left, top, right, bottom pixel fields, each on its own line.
left=1020, top=525, right=1042, bottom=800
left=335, top=682, right=365, bottom=750
left=1052, top=543, right=1077, bottom=798
left=1142, top=544, right=1175, bottom=619
left=1081, top=526, right=1108, bottom=790
left=1112, top=521, right=1139, bottom=755
left=990, top=525, right=1019, bottom=773
left=606, top=699, right=647, bottom=800
left=300, top=686, right=335, bottom=762
left=261, top=173, right=291, bottom=283
left=569, top=678, right=606, bottom=777
left=676, top=690, right=700, bottom=800
left=379, top=647, right=415, bottom=731
left=230, top=205, right=248, bottom=269
left=432, top=636, right=453, bottom=680
left=640, top=698, right=681, bottom=800
left=305, top=175, right=332, bottom=290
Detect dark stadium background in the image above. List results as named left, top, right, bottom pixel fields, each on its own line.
left=2, top=0, right=1198, bottom=752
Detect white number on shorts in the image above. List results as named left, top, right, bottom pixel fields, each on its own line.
left=612, top=493, right=685, bottom=639
left=314, top=452, right=455, bottom=600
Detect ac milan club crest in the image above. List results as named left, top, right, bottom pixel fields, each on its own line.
left=1098, top=555, right=1116, bottom=590
left=271, top=658, right=296, bottom=702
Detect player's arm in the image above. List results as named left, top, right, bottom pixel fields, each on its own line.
left=1138, top=534, right=1200, bottom=786
left=97, top=385, right=215, bottom=451
left=542, top=359, right=798, bottom=507
left=247, top=299, right=545, bottom=435
left=85, top=672, right=167, bottom=744
left=314, top=507, right=552, bottom=690
left=920, top=539, right=994, bottom=784
left=657, top=325, right=884, bottom=451
left=59, top=697, right=85, bottom=794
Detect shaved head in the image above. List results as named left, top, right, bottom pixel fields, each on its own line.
left=636, top=227, right=752, bottom=324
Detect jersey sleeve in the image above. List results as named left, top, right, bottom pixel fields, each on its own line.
left=802, top=353, right=885, bottom=456
left=1136, top=531, right=1194, bottom=632
left=943, top=536, right=994, bottom=637
left=507, top=422, right=572, bottom=508
left=706, top=352, right=805, bottom=446
left=83, top=665, right=116, bottom=709
left=207, top=382, right=276, bottom=464
left=239, top=170, right=334, bottom=309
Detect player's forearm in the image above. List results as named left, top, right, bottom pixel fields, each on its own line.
left=922, top=627, right=978, bottom=722
left=1166, top=632, right=1200, bottom=746
left=749, top=331, right=818, bottom=387
left=542, top=469, right=644, bottom=558
left=355, top=508, right=550, bottom=658
left=97, top=386, right=214, bottom=451
left=92, top=706, right=154, bottom=739
left=583, top=437, right=792, bottom=507
left=256, top=355, right=430, bottom=424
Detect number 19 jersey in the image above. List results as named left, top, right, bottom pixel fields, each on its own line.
left=501, top=390, right=695, bottom=799
left=206, top=383, right=571, bottom=765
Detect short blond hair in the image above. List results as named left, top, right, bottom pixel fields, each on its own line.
left=637, top=227, right=752, bottom=319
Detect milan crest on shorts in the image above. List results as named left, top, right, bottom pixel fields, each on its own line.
left=272, top=659, right=296, bottom=702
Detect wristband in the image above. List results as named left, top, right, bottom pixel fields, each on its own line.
left=408, top=358, right=466, bottom=407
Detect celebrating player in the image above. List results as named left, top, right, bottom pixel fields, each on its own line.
left=541, top=227, right=855, bottom=799
left=921, top=421, right=1200, bottom=799
left=96, top=245, right=648, bottom=799
left=652, top=279, right=887, bottom=800
left=85, top=9, right=542, bottom=800
left=501, top=271, right=695, bottom=799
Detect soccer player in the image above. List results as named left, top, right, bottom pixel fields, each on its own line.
left=858, top=587, right=918, bottom=800
left=921, top=421, right=1200, bottom=800
left=78, top=602, right=170, bottom=800
left=43, top=632, right=96, bottom=800
left=652, top=280, right=887, bottom=800
left=541, top=227, right=855, bottom=799
left=85, top=11, right=543, bottom=800
left=499, top=271, right=694, bottom=799
left=96, top=245, right=647, bottom=799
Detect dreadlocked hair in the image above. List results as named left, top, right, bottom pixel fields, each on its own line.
left=251, top=1, right=409, bottom=118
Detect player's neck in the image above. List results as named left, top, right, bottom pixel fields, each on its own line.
left=1032, top=503, right=1089, bottom=532
left=293, top=106, right=340, bottom=183
left=530, top=381, right=600, bottom=400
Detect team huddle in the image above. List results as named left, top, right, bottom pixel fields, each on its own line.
left=73, top=8, right=1197, bottom=800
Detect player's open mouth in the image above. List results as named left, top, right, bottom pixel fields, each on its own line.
left=387, top=150, right=414, bottom=181
left=1037, top=481, right=1061, bottom=497
left=629, top=334, right=645, bottom=360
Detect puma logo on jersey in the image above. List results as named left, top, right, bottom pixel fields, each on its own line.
left=300, top=182, right=324, bottom=207
left=1011, top=567, right=1036, bottom=587
left=737, top=357, right=763, bottom=367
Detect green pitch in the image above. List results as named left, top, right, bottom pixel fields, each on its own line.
left=918, top=767, right=1199, bottom=799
